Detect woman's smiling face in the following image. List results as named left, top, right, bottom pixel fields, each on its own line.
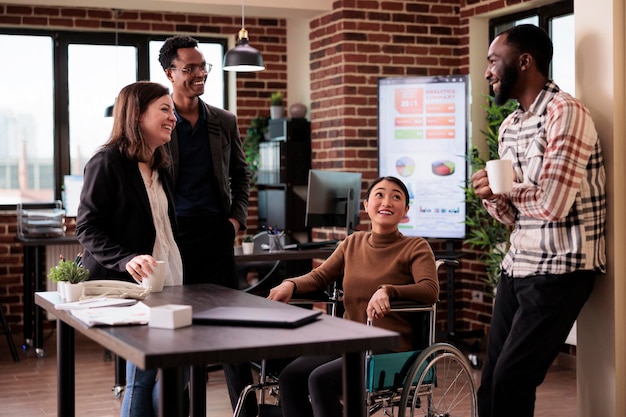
left=363, top=179, right=409, bottom=233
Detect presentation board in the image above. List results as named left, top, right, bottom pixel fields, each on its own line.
left=378, top=75, right=468, bottom=239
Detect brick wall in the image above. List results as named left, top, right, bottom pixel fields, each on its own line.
left=0, top=0, right=537, bottom=345
left=306, top=0, right=536, bottom=337
left=0, top=3, right=288, bottom=337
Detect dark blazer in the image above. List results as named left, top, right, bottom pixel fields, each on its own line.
left=168, top=99, right=250, bottom=230
left=76, top=146, right=178, bottom=282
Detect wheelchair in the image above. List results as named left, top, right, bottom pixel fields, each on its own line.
left=233, top=259, right=477, bottom=417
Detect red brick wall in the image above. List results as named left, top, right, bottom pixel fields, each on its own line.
left=306, top=0, right=536, bottom=337
left=0, top=3, right=287, bottom=337
left=0, top=0, right=537, bottom=344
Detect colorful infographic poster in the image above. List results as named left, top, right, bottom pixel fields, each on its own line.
left=378, top=75, right=468, bottom=239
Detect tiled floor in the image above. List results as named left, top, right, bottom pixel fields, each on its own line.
left=0, top=330, right=577, bottom=416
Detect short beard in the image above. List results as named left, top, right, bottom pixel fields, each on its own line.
left=494, top=64, right=519, bottom=106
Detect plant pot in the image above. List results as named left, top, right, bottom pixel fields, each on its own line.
left=270, top=105, right=284, bottom=120
left=65, top=282, right=84, bottom=302
left=242, top=241, right=255, bottom=255
left=57, top=281, right=67, bottom=300
left=289, top=103, right=307, bottom=119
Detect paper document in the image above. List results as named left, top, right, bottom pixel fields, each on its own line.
left=71, top=302, right=150, bottom=327
left=56, top=297, right=138, bottom=310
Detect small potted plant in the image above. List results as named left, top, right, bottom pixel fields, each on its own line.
left=269, top=91, right=284, bottom=119
left=48, top=254, right=89, bottom=301
left=241, top=234, right=255, bottom=255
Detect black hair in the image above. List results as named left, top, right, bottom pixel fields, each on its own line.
left=499, top=24, right=553, bottom=78
left=158, top=35, right=200, bottom=70
left=365, top=176, right=410, bottom=208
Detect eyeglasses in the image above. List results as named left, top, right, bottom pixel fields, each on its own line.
left=169, top=63, right=212, bottom=75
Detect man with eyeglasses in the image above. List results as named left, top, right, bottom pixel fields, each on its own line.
left=152, top=35, right=256, bottom=417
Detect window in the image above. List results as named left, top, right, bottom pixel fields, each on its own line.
left=0, top=34, right=54, bottom=204
left=0, top=30, right=227, bottom=208
left=490, top=0, right=574, bottom=93
left=68, top=44, right=137, bottom=176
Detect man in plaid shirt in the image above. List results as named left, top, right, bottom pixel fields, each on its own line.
left=472, top=24, right=606, bottom=417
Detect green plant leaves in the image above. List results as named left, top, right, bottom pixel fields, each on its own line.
left=463, top=95, right=517, bottom=291
left=48, top=259, right=90, bottom=284
left=244, top=116, right=269, bottom=186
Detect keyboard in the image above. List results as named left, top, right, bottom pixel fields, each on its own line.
left=283, top=240, right=338, bottom=250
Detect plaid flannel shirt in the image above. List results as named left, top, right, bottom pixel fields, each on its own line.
left=484, top=81, right=606, bottom=278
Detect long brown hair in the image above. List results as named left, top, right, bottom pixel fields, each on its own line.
left=105, top=81, right=172, bottom=170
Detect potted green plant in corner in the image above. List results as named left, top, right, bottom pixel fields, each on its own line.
left=48, top=253, right=89, bottom=301
left=464, top=95, right=517, bottom=294
left=269, top=91, right=284, bottom=119
left=243, top=116, right=269, bottom=186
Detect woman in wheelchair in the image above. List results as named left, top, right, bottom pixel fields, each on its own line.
left=268, top=175, right=439, bottom=417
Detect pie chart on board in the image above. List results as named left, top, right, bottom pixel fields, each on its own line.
left=431, top=160, right=455, bottom=176
left=395, top=157, right=415, bottom=177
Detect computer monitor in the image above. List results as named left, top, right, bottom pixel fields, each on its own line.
left=62, top=175, right=83, bottom=218
left=305, top=170, right=362, bottom=234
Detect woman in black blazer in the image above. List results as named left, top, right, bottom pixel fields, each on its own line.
left=76, top=81, right=182, bottom=417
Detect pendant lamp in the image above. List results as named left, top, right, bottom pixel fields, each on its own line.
left=223, top=0, right=265, bottom=72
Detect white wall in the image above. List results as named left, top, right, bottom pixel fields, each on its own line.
left=575, top=1, right=624, bottom=416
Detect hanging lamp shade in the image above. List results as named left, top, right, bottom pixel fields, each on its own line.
left=223, top=29, right=265, bottom=72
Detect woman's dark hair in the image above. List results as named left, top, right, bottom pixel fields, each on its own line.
left=105, top=81, right=171, bottom=170
left=365, top=176, right=410, bottom=208
left=499, top=24, right=553, bottom=78
left=158, top=35, right=199, bottom=70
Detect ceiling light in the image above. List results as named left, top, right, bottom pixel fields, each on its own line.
left=223, top=1, right=265, bottom=72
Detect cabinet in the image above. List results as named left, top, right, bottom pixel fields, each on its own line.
left=256, top=118, right=311, bottom=240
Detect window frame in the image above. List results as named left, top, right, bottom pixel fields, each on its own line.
left=0, top=28, right=227, bottom=209
left=489, top=0, right=573, bottom=41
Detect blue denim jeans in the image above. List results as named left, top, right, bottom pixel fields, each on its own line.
left=120, top=361, right=158, bottom=417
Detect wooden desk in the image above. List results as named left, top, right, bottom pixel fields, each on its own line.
left=235, top=247, right=334, bottom=263
left=16, top=233, right=333, bottom=355
left=16, top=234, right=79, bottom=356
left=36, top=284, right=399, bottom=417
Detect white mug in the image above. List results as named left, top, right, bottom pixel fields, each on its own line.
left=486, top=159, right=513, bottom=194
left=142, top=260, right=165, bottom=292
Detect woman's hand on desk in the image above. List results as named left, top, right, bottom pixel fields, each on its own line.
left=267, top=280, right=296, bottom=303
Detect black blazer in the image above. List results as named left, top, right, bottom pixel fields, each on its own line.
left=76, top=146, right=178, bottom=282
left=168, top=99, right=250, bottom=230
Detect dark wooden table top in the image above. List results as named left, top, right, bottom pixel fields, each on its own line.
left=36, top=284, right=400, bottom=369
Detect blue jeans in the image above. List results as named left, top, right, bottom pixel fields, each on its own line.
left=120, top=361, right=159, bottom=417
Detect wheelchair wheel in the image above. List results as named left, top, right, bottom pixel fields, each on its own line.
left=397, top=343, right=477, bottom=417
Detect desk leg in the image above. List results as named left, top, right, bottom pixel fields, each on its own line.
left=190, top=365, right=206, bottom=417
left=34, top=245, right=45, bottom=357
left=159, top=367, right=185, bottom=417
left=342, top=351, right=366, bottom=417
left=57, top=319, right=75, bottom=417
left=22, top=246, right=34, bottom=348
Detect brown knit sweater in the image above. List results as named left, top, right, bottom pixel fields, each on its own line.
left=288, top=230, right=439, bottom=351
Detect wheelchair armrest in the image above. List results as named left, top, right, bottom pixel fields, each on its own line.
left=290, top=291, right=332, bottom=305
left=389, top=300, right=436, bottom=312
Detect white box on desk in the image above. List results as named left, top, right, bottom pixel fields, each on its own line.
left=149, top=304, right=192, bottom=329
